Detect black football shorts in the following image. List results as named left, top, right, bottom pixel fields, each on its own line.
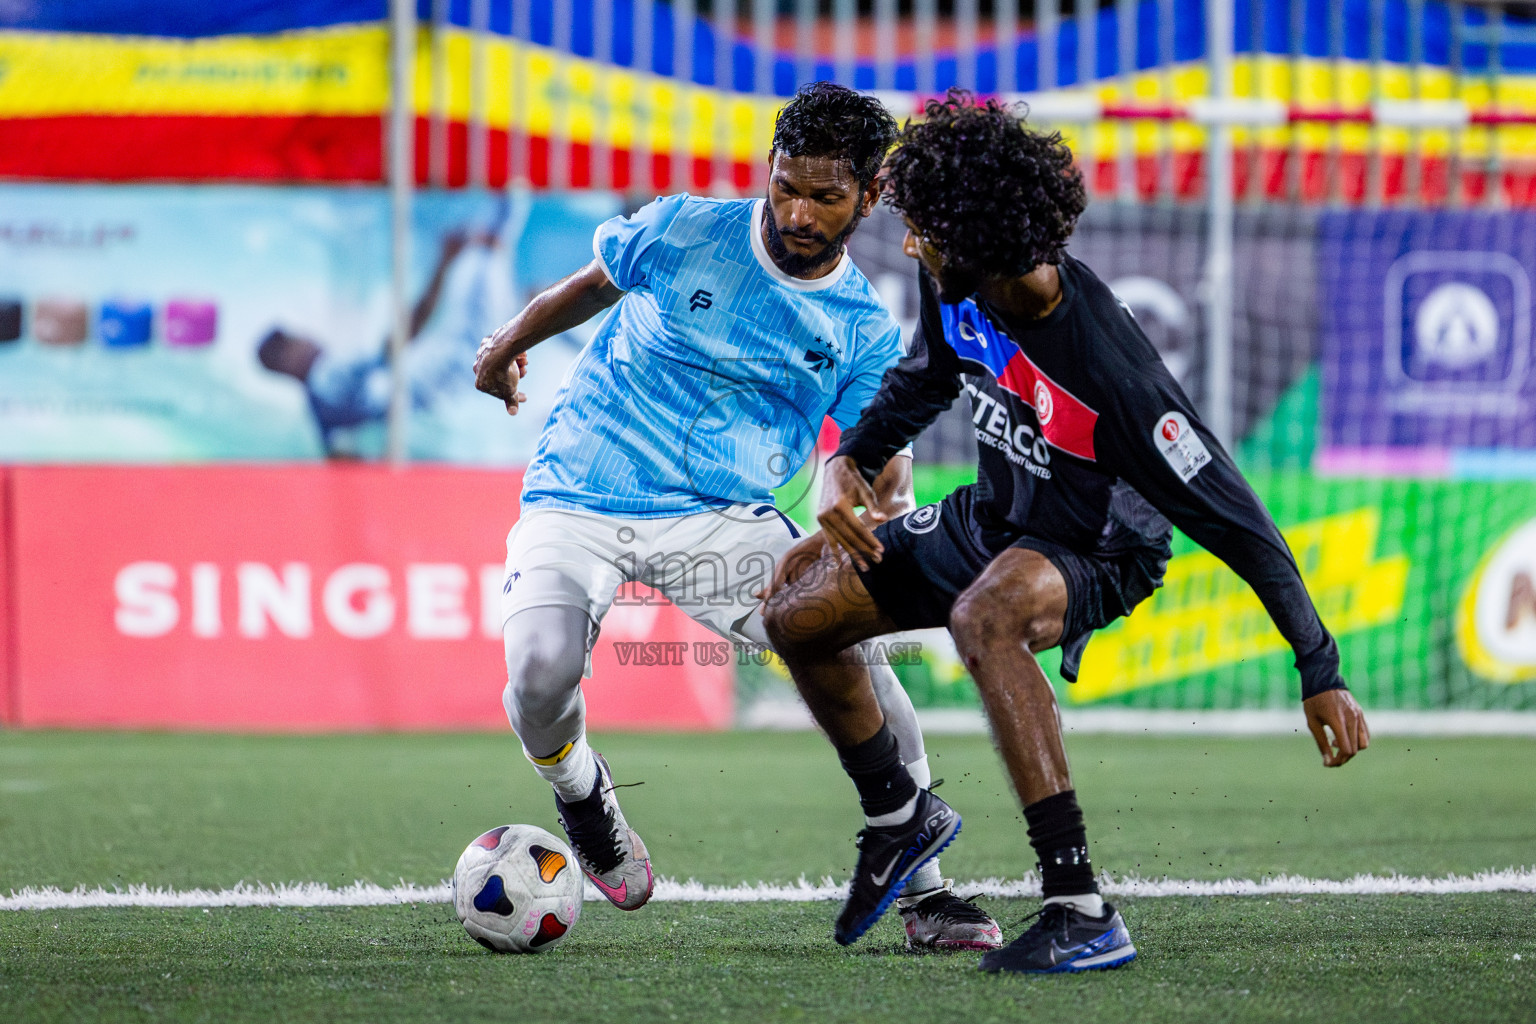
left=855, top=485, right=1168, bottom=681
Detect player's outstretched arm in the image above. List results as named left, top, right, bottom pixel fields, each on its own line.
left=1097, top=367, right=1375, bottom=765
left=1304, top=689, right=1371, bottom=767
left=473, top=259, right=621, bottom=415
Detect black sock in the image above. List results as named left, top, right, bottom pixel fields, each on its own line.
left=1024, top=789, right=1099, bottom=900
left=836, top=723, right=919, bottom=820
left=553, top=770, right=604, bottom=820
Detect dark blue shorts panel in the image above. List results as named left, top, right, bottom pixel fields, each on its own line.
left=856, top=486, right=1167, bottom=680
left=855, top=488, right=993, bottom=633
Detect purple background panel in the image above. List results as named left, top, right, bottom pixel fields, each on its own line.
left=1320, top=210, right=1536, bottom=454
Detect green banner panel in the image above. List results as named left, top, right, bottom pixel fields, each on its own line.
left=886, top=466, right=1536, bottom=712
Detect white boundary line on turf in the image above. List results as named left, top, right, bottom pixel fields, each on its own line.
left=5, top=868, right=1535, bottom=911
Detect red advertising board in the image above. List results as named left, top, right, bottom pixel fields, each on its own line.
left=1, top=471, right=14, bottom=722
left=6, top=466, right=732, bottom=731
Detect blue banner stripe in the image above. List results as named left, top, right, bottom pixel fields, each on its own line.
left=6, top=0, right=1529, bottom=76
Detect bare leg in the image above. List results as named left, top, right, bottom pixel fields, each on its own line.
left=947, top=548, right=1072, bottom=805
left=763, top=551, right=902, bottom=746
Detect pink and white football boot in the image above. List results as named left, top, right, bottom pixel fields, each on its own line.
left=553, top=751, right=654, bottom=911
left=897, top=880, right=1004, bottom=951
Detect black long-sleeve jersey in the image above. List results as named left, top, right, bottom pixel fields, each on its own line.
left=835, top=259, right=1345, bottom=700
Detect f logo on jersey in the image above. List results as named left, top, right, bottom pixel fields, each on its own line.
left=689, top=289, right=713, bottom=311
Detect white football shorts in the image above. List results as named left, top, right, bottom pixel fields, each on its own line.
left=500, top=502, right=809, bottom=669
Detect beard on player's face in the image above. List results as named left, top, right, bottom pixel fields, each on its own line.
left=763, top=199, right=861, bottom=276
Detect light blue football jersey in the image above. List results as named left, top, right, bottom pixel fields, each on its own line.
left=520, top=194, right=905, bottom=517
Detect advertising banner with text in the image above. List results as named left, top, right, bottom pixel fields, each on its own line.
left=882, top=469, right=1536, bottom=712
left=4, top=466, right=731, bottom=731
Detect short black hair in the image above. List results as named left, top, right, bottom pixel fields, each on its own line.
left=884, top=90, right=1087, bottom=282
left=771, top=82, right=899, bottom=191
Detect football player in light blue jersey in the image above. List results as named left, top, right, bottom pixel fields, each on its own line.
left=472, top=84, right=1000, bottom=950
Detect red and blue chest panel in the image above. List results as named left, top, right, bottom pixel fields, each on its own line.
left=941, top=298, right=1100, bottom=462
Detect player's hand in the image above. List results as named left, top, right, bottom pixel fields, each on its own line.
left=1303, top=689, right=1370, bottom=767
left=474, top=332, right=529, bottom=415
left=755, top=532, right=828, bottom=603
left=817, top=456, right=886, bottom=572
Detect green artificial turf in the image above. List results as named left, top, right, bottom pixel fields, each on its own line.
left=1, top=730, right=1534, bottom=1022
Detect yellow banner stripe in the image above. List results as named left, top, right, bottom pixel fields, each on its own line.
left=0, top=26, right=390, bottom=116
left=3, top=27, right=1534, bottom=161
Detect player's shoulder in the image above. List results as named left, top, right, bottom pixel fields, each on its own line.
left=1062, top=254, right=1163, bottom=366
left=664, top=193, right=756, bottom=233
left=821, top=264, right=901, bottom=358
left=831, top=257, right=899, bottom=325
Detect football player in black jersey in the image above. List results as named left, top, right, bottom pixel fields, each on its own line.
left=761, top=92, right=1370, bottom=973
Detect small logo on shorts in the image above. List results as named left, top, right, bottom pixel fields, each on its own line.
left=503, top=569, right=521, bottom=594
left=904, top=503, right=942, bottom=535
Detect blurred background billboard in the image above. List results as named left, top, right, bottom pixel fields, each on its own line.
left=2, top=0, right=1534, bottom=730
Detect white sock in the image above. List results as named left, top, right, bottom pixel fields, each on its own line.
left=904, top=755, right=931, bottom=790
left=865, top=793, right=918, bottom=828
left=897, top=756, right=944, bottom=894
left=904, top=861, right=945, bottom=896
left=1045, top=892, right=1105, bottom=918
left=525, top=735, right=598, bottom=802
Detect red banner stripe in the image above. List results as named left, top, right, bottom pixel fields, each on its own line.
left=6, top=117, right=1528, bottom=206
left=0, top=116, right=763, bottom=190
left=0, top=115, right=384, bottom=182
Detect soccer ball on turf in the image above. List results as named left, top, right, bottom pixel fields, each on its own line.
left=452, top=824, right=583, bottom=953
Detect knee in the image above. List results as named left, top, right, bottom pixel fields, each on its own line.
left=949, top=581, right=1055, bottom=665
left=504, top=629, right=583, bottom=719
left=762, top=593, right=827, bottom=660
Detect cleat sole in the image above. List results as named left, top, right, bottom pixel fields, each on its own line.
left=1055, top=945, right=1137, bottom=972
left=930, top=938, right=1005, bottom=952
left=980, top=942, right=1137, bottom=975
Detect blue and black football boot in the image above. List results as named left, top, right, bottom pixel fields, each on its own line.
left=833, top=788, right=961, bottom=946
left=979, top=901, right=1137, bottom=974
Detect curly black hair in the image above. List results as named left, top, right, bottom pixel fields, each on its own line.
left=771, top=82, right=899, bottom=191
left=884, top=91, right=1087, bottom=283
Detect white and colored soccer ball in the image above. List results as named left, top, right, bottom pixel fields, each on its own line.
left=452, top=824, right=583, bottom=953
